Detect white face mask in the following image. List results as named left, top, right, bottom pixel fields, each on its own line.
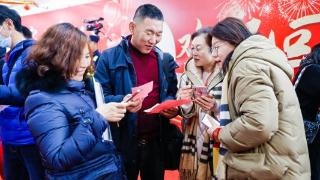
left=0, top=26, right=12, bottom=48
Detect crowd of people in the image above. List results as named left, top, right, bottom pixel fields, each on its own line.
left=0, top=3, right=319, bottom=180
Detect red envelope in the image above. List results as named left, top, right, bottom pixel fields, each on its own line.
left=132, top=81, right=153, bottom=100
left=144, top=98, right=192, bottom=114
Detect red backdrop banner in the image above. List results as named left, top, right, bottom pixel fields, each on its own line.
left=22, top=0, right=320, bottom=73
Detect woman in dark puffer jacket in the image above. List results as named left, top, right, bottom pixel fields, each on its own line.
left=294, top=43, right=320, bottom=180
left=16, top=23, right=128, bottom=180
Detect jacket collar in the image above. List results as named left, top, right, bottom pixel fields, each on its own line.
left=66, top=80, right=85, bottom=92
left=9, top=39, right=35, bottom=56
left=227, top=35, right=293, bottom=81
left=118, top=35, right=164, bottom=65
left=7, top=39, right=35, bottom=64
left=184, top=58, right=224, bottom=89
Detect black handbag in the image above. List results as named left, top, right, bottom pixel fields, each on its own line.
left=162, top=121, right=184, bottom=170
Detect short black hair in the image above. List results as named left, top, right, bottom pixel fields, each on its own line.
left=0, top=5, right=22, bottom=32
left=22, top=25, right=32, bottom=38
left=133, top=4, right=164, bottom=22
left=191, top=27, right=212, bottom=47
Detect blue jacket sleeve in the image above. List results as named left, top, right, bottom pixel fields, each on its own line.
left=26, top=96, right=100, bottom=171
left=0, top=49, right=30, bottom=106
left=163, top=53, right=178, bottom=101
left=94, top=54, right=124, bottom=103
left=0, top=84, right=24, bottom=105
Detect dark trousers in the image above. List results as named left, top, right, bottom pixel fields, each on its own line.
left=309, top=132, right=320, bottom=180
left=126, top=138, right=164, bottom=180
left=3, top=144, right=45, bottom=180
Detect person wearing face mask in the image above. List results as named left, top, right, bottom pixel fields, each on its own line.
left=94, top=4, right=178, bottom=180
left=176, top=27, right=223, bottom=180
left=209, top=17, right=310, bottom=179
left=0, top=5, right=45, bottom=180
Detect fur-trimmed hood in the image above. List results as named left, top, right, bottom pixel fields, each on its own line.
left=15, top=66, right=67, bottom=97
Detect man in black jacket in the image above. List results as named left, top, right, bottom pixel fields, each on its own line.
left=95, top=4, right=178, bottom=180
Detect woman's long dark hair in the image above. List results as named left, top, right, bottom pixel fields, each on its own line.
left=210, top=17, right=252, bottom=72
left=293, top=43, right=320, bottom=83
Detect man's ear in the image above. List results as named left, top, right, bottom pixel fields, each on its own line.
left=4, top=19, right=15, bottom=31
left=129, top=21, right=135, bottom=34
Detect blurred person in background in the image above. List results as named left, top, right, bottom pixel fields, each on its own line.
left=294, top=43, right=320, bottom=180
left=88, top=35, right=101, bottom=65
left=0, top=5, right=44, bottom=180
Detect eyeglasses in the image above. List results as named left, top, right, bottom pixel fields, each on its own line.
left=210, top=46, right=219, bottom=57
left=188, top=45, right=211, bottom=54
left=210, top=41, right=228, bottom=57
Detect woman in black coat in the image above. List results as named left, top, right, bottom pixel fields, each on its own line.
left=294, top=43, right=320, bottom=180
left=16, top=23, right=128, bottom=180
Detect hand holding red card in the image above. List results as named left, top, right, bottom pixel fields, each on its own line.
left=131, top=81, right=153, bottom=100
left=144, top=98, right=192, bottom=114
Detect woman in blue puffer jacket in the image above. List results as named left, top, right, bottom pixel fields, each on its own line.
left=16, top=23, right=128, bottom=180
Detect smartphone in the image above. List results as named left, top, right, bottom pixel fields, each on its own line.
left=202, top=114, right=220, bottom=130
left=193, top=86, right=208, bottom=98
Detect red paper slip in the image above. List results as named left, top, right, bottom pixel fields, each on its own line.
left=144, top=99, right=192, bottom=114
left=131, top=81, right=153, bottom=100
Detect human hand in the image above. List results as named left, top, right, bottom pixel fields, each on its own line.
left=160, top=107, right=179, bottom=119
left=123, top=94, right=143, bottom=113
left=194, top=95, right=217, bottom=112
left=206, top=127, right=215, bottom=137
left=177, top=86, right=193, bottom=99
left=96, top=102, right=127, bottom=122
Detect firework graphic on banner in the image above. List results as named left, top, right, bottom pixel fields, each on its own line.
left=277, top=0, right=320, bottom=22
left=259, top=0, right=277, bottom=16
left=216, top=0, right=262, bottom=20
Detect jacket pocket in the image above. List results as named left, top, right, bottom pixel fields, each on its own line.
left=224, top=153, right=287, bottom=180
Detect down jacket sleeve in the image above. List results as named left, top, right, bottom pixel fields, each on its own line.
left=94, top=53, right=124, bottom=103
left=220, top=60, right=278, bottom=152
left=0, top=48, right=32, bottom=106
left=25, top=93, right=98, bottom=171
left=0, top=84, right=24, bottom=105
